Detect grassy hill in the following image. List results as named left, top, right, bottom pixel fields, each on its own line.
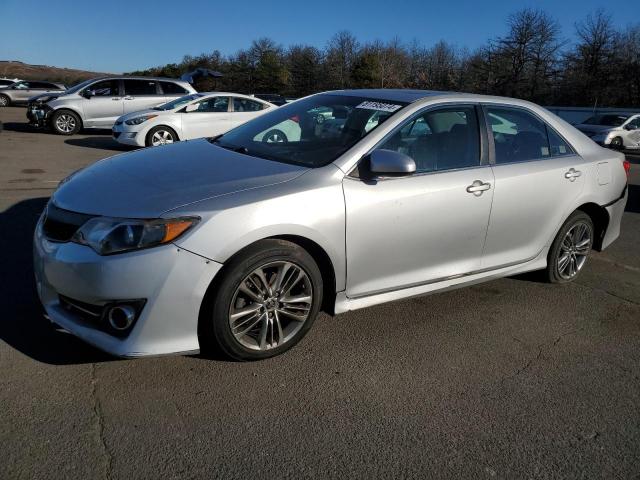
left=0, top=60, right=113, bottom=87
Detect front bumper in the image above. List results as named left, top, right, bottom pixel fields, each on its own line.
left=112, top=123, right=146, bottom=147
left=27, top=104, right=52, bottom=127
left=33, top=216, right=222, bottom=357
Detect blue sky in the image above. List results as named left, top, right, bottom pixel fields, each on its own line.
left=0, top=0, right=634, bottom=73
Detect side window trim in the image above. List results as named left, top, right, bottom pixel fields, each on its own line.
left=481, top=103, right=578, bottom=166
left=350, top=102, right=489, bottom=179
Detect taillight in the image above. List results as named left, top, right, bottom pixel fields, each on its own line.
left=623, top=159, right=631, bottom=180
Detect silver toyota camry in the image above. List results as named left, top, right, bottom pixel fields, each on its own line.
left=33, top=90, right=629, bottom=360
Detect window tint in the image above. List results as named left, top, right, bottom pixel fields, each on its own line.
left=123, top=79, right=158, bottom=96
left=85, top=80, right=119, bottom=97
left=486, top=107, right=550, bottom=163
left=0, top=80, right=13, bottom=86
left=233, top=98, right=265, bottom=112
left=547, top=127, right=572, bottom=156
left=30, top=82, right=55, bottom=89
left=193, top=96, right=229, bottom=112
left=377, top=106, right=480, bottom=173
left=160, top=81, right=188, bottom=95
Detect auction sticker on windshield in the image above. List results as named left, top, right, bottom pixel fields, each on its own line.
left=356, top=101, right=403, bottom=113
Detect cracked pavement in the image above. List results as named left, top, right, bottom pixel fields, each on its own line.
left=1, top=107, right=639, bottom=479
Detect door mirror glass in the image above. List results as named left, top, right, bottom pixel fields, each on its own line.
left=82, top=89, right=93, bottom=99
left=368, top=149, right=416, bottom=176
left=625, top=123, right=638, bottom=131
left=185, top=103, right=198, bottom=113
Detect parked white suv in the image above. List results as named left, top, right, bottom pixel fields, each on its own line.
left=27, top=76, right=196, bottom=135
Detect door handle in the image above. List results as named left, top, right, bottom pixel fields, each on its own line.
left=111, top=97, right=121, bottom=101
left=123, top=96, right=134, bottom=100
left=466, top=180, right=491, bottom=196
left=564, top=168, right=582, bottom=181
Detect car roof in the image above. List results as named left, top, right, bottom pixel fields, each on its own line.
left=327, top=89, right=542, bottom=105
left=88, top=75, right=191, bottom=84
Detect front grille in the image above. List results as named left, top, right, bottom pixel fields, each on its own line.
left=112, top=131, right=121, bottom=139
left=42, top=203, right=94, bottom=242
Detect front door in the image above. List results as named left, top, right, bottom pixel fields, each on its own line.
left=181, top=96, right=231, bottom=139
left=81, top=79, right=123, bottom=128
left=343, top=105, right=494, bottom=298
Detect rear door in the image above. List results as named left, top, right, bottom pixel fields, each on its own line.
left=481, top=105, right=586, bottom=269
left=81, top=79, right=123, bottom=127
left=343, top=104, right=494, bottom=298
left=181, top=96, right=231, bottom=139
left=230, top=97, right=269, bottom=128
left=122, top=79, right=164, bottom=113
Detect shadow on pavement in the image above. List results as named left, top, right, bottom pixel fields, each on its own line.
left=0, top=197, right=113, bottom=365
left=64, top=136, right=134, bottom=152
left=1, top=122, right=56, bottom=134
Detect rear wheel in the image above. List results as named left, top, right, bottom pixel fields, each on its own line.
left=146, top=126, right=177, bottom=147
left=261, top=129, right=288, bottom=143
left=0, top=94, right=10, bottom=107
left=51, top=110, right=81, bottom=135
left=545, top=211, right=593, bottom=283
left=201, top=239, right=323, bottom=361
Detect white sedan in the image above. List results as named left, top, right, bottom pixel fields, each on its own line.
left=112, top=92, right=276, bottom=147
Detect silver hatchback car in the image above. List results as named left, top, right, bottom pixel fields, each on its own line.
left=27, top=76, right=196, bottom=135
left=33, top=90, right=628, bottom=360
left=0, top=80, right=66, bottom=106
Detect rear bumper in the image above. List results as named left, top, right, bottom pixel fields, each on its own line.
left=33, top=215, right=222, bottom=357
left=601, top=187, right=627, bottom=250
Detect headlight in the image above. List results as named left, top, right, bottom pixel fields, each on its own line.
left=72, top=216, right=199, bottom=255
left=125, top=114, right=158, bottom=126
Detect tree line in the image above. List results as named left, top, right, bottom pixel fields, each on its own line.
left=128, top=8, right=640, bottom=108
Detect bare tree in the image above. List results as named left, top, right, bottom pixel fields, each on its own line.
left=325, top=31, right=359, bottom=89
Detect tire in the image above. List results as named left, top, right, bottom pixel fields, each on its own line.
left=51, top=110, right=81, bottom=135
left=201, top=239, right=323, bottom=361
left=261, top=129, right=288, bottom=143
left=610, top=136, right=623, bottom=150
left=0, top=94, right=10, bottom=107
left=146, top=126, right=178, bottom=147
left=545, top=211, right=594, bottom=284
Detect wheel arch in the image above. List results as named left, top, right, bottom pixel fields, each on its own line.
left=51, top=107, right=84, bottom=129
left=575, top=202, right=610, bottom=251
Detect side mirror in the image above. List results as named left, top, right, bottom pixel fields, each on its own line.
left=185, top=103, right=198, bottom=113
left=625, top=124, right=638, bottom=131
left=368, top=149, right=416, bottom=176
left=82, top=89, right=93, bottom=99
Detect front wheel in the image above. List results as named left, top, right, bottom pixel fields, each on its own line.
left=0, top=94, right=10, bottom=107
left=202, top=239, right=323, bottom=361
left=610, top=136, right=623, bottom=150
left=51, top=110, right=81, bottom=135
left=146, top=126, right=177, bottom=147
left=545, top=211, right=593, bottom=283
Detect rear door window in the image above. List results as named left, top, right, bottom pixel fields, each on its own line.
left=123, top=79, right=159, bottom=96
left=160, top=81, right=188, bottom=95
left=233, top=98, right=266, bottom=112
left=485, top=107, right=550, bottom=163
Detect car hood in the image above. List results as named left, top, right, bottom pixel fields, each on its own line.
left=575, top=124, right=617, bottom=135
left=53, top=139, right=308, bottom=218
left=117, top=108, right=174, bottom=122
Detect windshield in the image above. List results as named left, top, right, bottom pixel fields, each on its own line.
left=64, top=79, right=97, bottom=94
left=583, top=114, right=629, bottom=127
left=154, top=93, right=204, bottom=111
left=212, top=94, right=407, bottom=167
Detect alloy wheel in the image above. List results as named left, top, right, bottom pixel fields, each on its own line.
left=263, top=130, right=287, bottom=143
left=229, top=261, right=313, bottom=351
left=557, top=221, right=592, bottom=280
left=0, top=96, right=8, bottom=107
left=151, top=130, right=174, bottom=146
left=55, top=114, right=76, bottom=133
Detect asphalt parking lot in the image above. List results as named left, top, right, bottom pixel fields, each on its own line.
left=1, top=105, right=639, bottom=479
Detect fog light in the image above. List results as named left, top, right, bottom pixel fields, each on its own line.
left=107, top=305, right=136, bottom=331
